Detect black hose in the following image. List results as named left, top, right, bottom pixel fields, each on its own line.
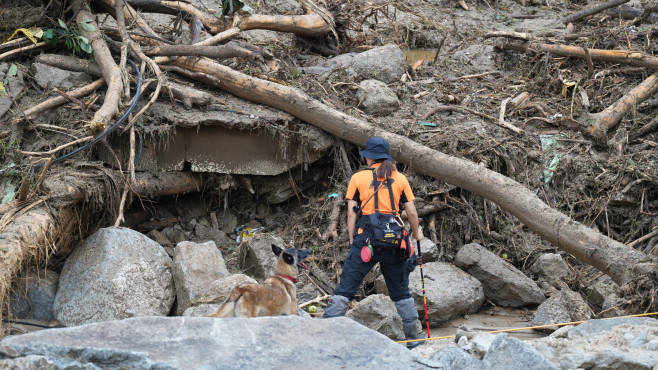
left=32, top=59, right=143, bottom=171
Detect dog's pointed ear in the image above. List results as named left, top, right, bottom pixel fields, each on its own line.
left=271, top=244, right=282, bottom=256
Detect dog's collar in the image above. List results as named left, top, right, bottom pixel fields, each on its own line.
left=277, top=274, right=298, bottom=284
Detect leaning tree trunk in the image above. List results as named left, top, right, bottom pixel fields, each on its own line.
left=173, top=57, right=657, bottom=294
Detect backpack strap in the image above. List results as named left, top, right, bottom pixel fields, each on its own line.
left=371, top=168, right=397, bottom=216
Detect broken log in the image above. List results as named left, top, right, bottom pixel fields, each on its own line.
left=171, top=55, right=656, bottom=298
left=588, top=72, right=658, bottom=137
left=498, top=40, right=658, bottom=70
left=562, top=0, right=630, bottom=24
left=76, top=10, right=124, bottom=131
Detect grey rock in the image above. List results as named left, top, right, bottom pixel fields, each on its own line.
left=408, top=262, right=484, bottom=326
left=53, top=227, right=175, bottom=326
left=172, top=241, right=230, bottom=314
left=182, top=304, right=221, bottom=317
left=411, top=237, right=440, bottom=263
left=200, top=274, right=258, bottom=304
left=356, top=79, right=399, bottom=116
left=455, top=243, right=545, bottom=307
left=238, top=234, right=284, bottom=280
left=532, top=288, right=592, bottom=332
left=600, top=292, right=624, bottom=318
left=30, top=62, right=92, bottom=89
left=586, top=274, right=619, bottom=307
left=346, top=294, right=405, bottom=340
left=470, top=334, right=497, bottom=359
left=7, top=269, right=59, bottom=321
left=481, top=334, right=558, bottom=370
left=568, top=317, right=658, bottom=338
left=0, top=316, right=434, bottom=369
left=428, top=346, right=482, bottom=370
left=548, top=325, right=573, bottom=339
left=530, top=253, right=569, bottom=281
left=326, top=44, right=406, bottom=83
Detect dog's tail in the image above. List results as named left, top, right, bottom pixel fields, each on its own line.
left=207, top=288, right=243, bottom=318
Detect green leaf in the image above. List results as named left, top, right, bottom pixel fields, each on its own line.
left=78, top=35, right=89, bottom=44
left=80, top=40, right=93, bottom=54
left=7, top=64, right=17, bottom=76
left=43, top=28, right=54, bottom=40
left=1, top=183, right=16, bottom=204
left=80, top=20, right=96, bottom=32
left=57, top=18, right=67, bottom=30
left=65, top=38, right=73, bottom=49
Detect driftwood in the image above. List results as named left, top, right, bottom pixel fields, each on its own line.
left=498, top=40, right=658, bottom=70
left=588, top=72, right=658, bottom=137
left=562, top=0, right=630, bottom=24
left=322, top=192, right=343, bottom=242
left=22, top=79, right=106, bottom=120
left=169, top=55, right=656, bottom=295
left=76, top=9, right=124, bottom=131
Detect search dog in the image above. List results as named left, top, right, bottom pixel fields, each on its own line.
left=208, top=244, right=311, bottom=318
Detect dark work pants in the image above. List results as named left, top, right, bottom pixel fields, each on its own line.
left=333, top=230, right=413, bottom=302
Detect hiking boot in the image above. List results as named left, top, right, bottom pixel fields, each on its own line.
left=395, top=298, right=421, bottom=349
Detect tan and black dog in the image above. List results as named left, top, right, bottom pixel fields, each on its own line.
left=208, top=244, right=311, bottom=318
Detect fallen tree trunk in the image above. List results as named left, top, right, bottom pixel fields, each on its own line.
left=0, top=171, right=204, bottom=319
left=172, top=56, right=657, bottom=299
left=498, top=40, right=658, bottom=70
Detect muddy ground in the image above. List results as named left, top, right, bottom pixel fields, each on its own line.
left=1, top=0, right=657, bottom=326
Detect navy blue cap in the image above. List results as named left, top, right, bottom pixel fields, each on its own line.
left=359, top=137, right=393, bottom=161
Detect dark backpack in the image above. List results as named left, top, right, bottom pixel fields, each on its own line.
left=360, top=169, right=411, bottom=257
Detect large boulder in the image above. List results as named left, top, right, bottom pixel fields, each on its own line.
left=53, top=227, right=175, bottom=326
left=409, top=262, right=484, bottom=326
left=238, top=234, right=284, bottom=280
left=356, top=79, right=400, bottom=116
left=0, top=316, right=437, bottom=369
left=454, top=243, right=545, bottom=307
left=172, top=241, right=231, bottom=314
left=7, top=269, right=59, bottom=322
left=531, top=287, right=592, bottom=332
left=346, top=294, right=404, bottom=340
left=325, top=44, right=406, bottom=83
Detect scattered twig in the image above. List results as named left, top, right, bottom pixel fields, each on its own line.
left=584, top=47, right=594, bottom=79
left=0, top=42, right=48, bottom=62
left=298, top=294, right=331, bottom=308
left=627, top=229, right=658, bottom=249
left=19, top=136, right=94, bottom=156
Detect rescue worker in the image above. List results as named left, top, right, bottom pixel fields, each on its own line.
left=323, top=137, right=424, bottom=349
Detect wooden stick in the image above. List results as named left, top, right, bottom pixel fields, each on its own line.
left=562, top=0, right=630, bottom=24
left=423, top=104, right=523, bottom=133
left=0, top=42, right=48, bottom=62
left=22, top=79, right=105, bottom=120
